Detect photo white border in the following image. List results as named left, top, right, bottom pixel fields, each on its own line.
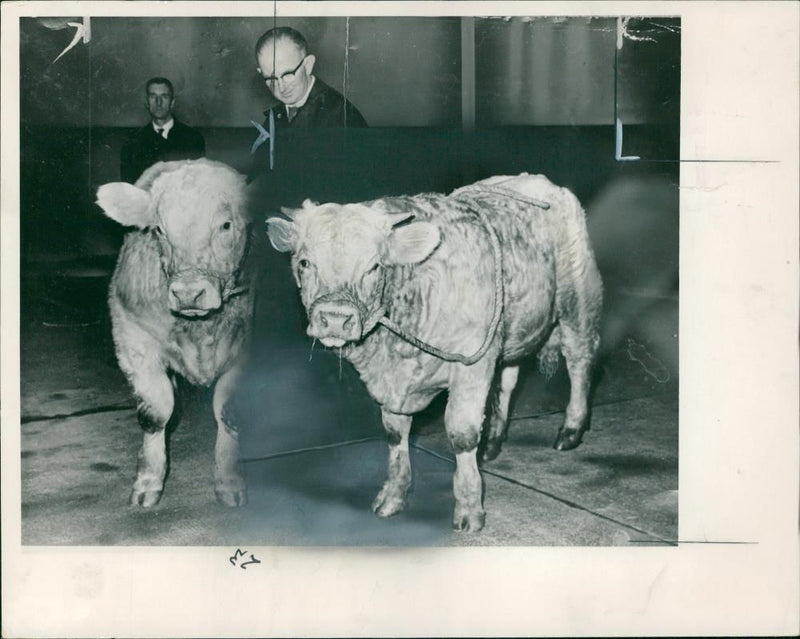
left=2, top=2, right=798, bottom=636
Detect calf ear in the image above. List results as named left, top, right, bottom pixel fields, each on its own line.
left=266, top=217, right=297, bottom=253
left=280, top=206, right=300, bottom=220
left=387, top=212, right=414, bottom=227
left=96, top=183, right=153, bottom=228
left=385, top=222, right=441, bottom=265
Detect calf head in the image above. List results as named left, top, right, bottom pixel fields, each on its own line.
left=267, top=200, right=441, bottom=347
left=97, top=159, right=250, bottom=317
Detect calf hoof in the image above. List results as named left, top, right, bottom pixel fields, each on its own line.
left=553, top=426, right=587, bottom=451
left=215, top=486, right=248, bottom=507
left=479, top=440, right=503, bottom=464
left=130, top=488, right=163, bottom=508
left=214, top=473, right=247, bottom=508
left=453, top=508, right=486, bottom=533
left=371, top=484, right=407, bottom=518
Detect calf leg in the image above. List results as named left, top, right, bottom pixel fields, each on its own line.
left=447, top=362, right=495, bottom=532
left=554, top=324, right=600, bottom=451
left=480, top=365, right=520, bottom=463
left=111, top=312, right=174, bottom=506
left=128, top=367, right=175, bottom=507
left=213, top=366, right=247, bottom=507
left=372, top=409, right=412, bottom=518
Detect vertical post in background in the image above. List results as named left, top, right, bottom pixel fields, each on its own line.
left=461, top=16, right=477, bottom=184
left=614, top=17, right=681, bottom=161
left=614, top=17, right=640, bottom=161
left=461, top=16, right=475, bottom=131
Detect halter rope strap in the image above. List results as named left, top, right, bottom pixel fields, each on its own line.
left=451, top=182, right=552, bottom=211
left=375, top=185, right=550, bottom=366
left=152, top=228, right=251, bottom=302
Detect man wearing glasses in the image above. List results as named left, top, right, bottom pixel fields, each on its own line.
left=254, top=26, right=367, bottom=130
left=247, top=26, right=368, bottom=189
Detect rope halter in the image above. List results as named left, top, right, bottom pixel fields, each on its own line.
left=376, top=184, right=550, bottom=366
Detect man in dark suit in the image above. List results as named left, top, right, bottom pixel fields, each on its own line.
left=248, top=27, right=367, bottom=185
left=255, top=27, right=367, bottom=130
left=120, top=77, right=205, bottom=184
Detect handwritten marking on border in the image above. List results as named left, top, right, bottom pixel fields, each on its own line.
left=229, top=548, right=261, bottom=570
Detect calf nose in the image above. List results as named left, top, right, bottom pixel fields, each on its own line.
left=170, top=283, right=205, bottom=307
left=309, top=302, right=363, bottom=345
left=168, top=279, right=222, bottom=314
left=318, top=310, right=354, bottom=333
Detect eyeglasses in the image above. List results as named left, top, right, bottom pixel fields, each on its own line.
left=262, top=56, right=307, bottom=87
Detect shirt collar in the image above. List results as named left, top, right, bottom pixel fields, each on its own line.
left=153, top=118, right=175, bottom=136
left=285, top=75, right=316, bottom=111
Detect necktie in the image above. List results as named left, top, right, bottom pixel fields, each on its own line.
left=157, top=128, right=165, bottom=139
left=286, top=107, right=298, bottom=122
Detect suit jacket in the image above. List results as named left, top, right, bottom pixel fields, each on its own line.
left=266, top=77, right=368, bottom=130
left=120, top=119, right=205, bottom=184
left=248, top=78, right=367, bottom=187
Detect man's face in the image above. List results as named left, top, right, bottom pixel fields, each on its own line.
left=257, top=38, right=315, bottom=105
left=146, top=83, right=174, bottom=121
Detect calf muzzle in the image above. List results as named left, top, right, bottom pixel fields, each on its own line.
left=168, top=275, right=223, bottom=316
left=308, top=299, right=364, bottom=348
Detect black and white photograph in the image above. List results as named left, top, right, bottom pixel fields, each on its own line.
left=2, top=1, right=797, bottom=637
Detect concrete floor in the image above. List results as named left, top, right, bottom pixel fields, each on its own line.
left=19, top=244, right=678, bottom=547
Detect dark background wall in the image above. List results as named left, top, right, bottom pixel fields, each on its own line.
left=21, top=16, right=464, bottom=128
left=21, top=16, right=677, bottom=129
left=476, top=17, right=614, bottom=125
left=19, top=15, right=679, bottom=258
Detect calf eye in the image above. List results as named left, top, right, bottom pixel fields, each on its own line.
left=221, top=221, right=232, bottom=231
left=360, top=263, right=381, bottom=290
left=298, top=258, right=310, bottom=269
